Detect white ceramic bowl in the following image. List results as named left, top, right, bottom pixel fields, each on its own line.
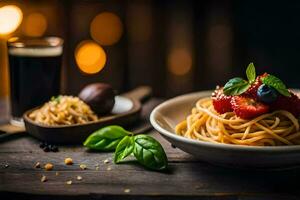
left=150, top=91, right=300, bottom=168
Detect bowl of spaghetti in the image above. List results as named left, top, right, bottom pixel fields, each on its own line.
left=150, top=63, right=300, bottom=168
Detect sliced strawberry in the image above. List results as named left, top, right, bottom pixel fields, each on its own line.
left=243, top=73, right=268, bottom=99
left=231, top=96, right=269, bottom=119
left=212, top=87, right=233, bottom=114
left=270, top=91, right=300, bottom=117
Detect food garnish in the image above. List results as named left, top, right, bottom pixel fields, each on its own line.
left=64, top=158, right=73, bottom=165
left=34, top=162, right=41, bottom=168
left=44, top=163, right=54, bottom=171
left=175, top=63, right=300, bottom=146
left=124, top=188, right=131, bottom=193
left=66, top=180, right=72, bottom=185
left=41, top=175, right=47, bottom=182
left=79, top=164, right=87, bottom=170
left=212, top=87, right=233, bottom=114
left=84, top=125, right=168, bottom=171
left=39, top=142, right=59, bottom=152
left=216, top=63, right=299, bottom=119
left=230, top=96, right=269, bottom=119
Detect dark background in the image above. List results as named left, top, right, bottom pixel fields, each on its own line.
left=2, top=0, right=300, bottom=98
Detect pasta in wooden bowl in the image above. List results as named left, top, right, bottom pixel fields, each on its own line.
left=28, top=95, right=98, bottom=126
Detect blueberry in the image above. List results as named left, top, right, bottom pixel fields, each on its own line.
left=43, top=146, right=50, bottom=152
left=39, top=142, right=45, bottom=148
left=257, top=84, right=278, bottom=103
left=51, top=145, right=59, bottom=152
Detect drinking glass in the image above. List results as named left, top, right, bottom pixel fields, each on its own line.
left=7, top=37, right=63, bottom=126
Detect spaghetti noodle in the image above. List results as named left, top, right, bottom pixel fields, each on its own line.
left=175, top=97, right=300, bottom=146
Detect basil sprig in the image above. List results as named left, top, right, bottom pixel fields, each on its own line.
left=114, top=136, right=134, bottom=163
left=223, top=62, right=290, bottom=97
left=223, top=62, right=255, bottom=96
left=51, top=95, right=61, bottom=103
left=83, top=126, right=131, bottom=151
left=84, top=125, right=168, bottom=171
left=246, top=62, right=256, bottom=83
left=134, top=135, right=168, bottom=170
left=261, top=74, right=291, bottom=97
left=223, top=77, right=250, bottom=96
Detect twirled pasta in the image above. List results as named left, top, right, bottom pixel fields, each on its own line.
left=175, top=97, right=300, bottom=146
left=29, top=96, right=98, bottom=125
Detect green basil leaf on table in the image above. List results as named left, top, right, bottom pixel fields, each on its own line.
left=83, top=125, right=131, bottom=151
left=262, top=74, right=291, bottom=97
left=246, top=62, right=256, bottom=83
left=223, top=77, right=250, bottom=96
left=133, top=135, right=168, bottom=170
left=114, top=136, right=134, bottom=163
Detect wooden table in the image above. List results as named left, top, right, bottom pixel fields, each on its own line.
left=1, top=99, right=300, bottom=200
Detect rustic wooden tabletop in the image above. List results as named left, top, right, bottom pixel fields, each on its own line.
left=0, top=99, right=300, bottom=200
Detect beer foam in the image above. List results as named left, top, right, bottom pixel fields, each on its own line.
left=8, top=46, right=63, bottom=57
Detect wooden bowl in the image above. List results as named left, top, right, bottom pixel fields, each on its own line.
left=23, top=87, right=151, bottom=144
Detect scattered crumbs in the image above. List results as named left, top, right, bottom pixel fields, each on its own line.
left=77, top=176, right=82, bottom=181
left=34, top=162, right=41, bottom=168
left=94, top=163, right=99, bottom=167
left=106, top=166, right=112, bottom=171
left=44, top=163, right=54, bottom=171
left=195, top=185, right=201, bottom=190
left=41, top=175, right=47, bottom=182
left=79, top=164, right=87, bottom=170
left=194, top=184, right=206, bottom=190
left=4, top=164, right=9, bottom=168
left=55, top=172, right=59, bottom=176
left=64, top=157, right=73, bottom=165
left=124, top=188, right=131, bottom=193
left=103, top=159, right=109, bottom=164
left=66, top=180, right=72, bottom=185
left=95, top=166, right=99, bottom=170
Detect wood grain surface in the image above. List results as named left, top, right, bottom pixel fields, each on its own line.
left=0, top=99, right=300, bottom=200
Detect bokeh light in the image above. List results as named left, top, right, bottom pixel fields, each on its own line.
left=90, top=12, right=123, bottom=46
left=75, top=40, right=106, bottom=74
left=167, top=48, right=192, bottom=76
left=23, top=12, right=47, bottom=37
left=0, top=5, right=23, bottom=35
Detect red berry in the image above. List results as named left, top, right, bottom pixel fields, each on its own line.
left=231, top=96, right=269, bottom=119
left=212, top=87, right=233, bottom=114
left=243, top=73, right=268, bottom=99
left=270, top=91, right=300, bottom=117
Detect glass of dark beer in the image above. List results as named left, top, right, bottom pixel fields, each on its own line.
left=7, top=37, right=63, bottom=126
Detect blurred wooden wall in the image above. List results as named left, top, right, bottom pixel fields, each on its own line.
left=3, top=0, right=300, bottom=99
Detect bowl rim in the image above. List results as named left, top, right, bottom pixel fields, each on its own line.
left=150, top=90, right=300, bottom=152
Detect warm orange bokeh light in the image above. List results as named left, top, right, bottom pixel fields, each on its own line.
left=90, top=12, right=123, bottom=46
left=23, top=12, right=47, bottom=37
left=75, top=40, right=106, bottom=74
left=0, top=5, right=23, bottom=35
left=167, top=48, right=192, bottom=76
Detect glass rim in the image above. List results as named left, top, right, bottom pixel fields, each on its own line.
left=7, top=36, right=64, bottom=48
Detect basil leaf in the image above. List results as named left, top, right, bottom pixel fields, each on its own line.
left=83, top=125, right=131, bottom=151
left=51, top=95, right=61, bottom=103
left=133, top=135, right=168, bottom=170
left=246, top=62, right=256, bottom=83
left=114, top=136, right=134, bottom=163
left=262, top=74, right=291, bottom=97
left=223, top=77, right=250, bottom=96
